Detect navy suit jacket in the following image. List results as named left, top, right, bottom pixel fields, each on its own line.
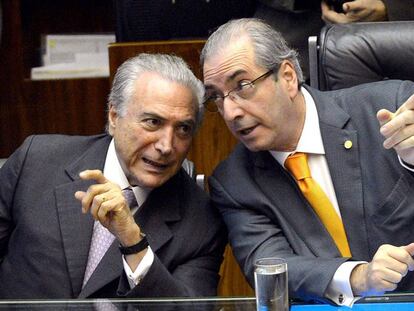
left=209, top=80, right=414, bottom=302
left=0, top=134, right=226, bottom=298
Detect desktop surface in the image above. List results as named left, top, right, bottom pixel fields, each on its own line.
left=1, top=295, right=414, bottom=310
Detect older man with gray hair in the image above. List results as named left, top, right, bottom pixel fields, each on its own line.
left=0, top=53, right=226, bottom=298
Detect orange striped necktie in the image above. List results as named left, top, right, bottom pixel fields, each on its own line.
left=285, top=152, right=351, bottom=257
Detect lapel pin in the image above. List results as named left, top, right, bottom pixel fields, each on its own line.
left=344, top=140, right=353, bottom=149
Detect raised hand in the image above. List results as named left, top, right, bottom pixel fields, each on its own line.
left=377, top=94, right=414, bottom=166
left=74, top=169, right=141, bottom=245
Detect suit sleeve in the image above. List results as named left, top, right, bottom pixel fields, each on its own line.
left=0, top=136, right=34, bottom=258
left=209, top=174, right=347, bottom=303
left=383, top=0, right=414, bottom=20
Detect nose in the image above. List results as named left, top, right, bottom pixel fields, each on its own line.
left=154, top=128, right=174, bottom=155
left=221, top=95, right=244, bottom=122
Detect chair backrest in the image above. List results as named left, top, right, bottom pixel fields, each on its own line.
left=309, top=21, right=414, bottom=91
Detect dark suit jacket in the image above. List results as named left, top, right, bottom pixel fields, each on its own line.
left=0, top=134, right=226, bottom=298
left=209, top=80, right=414, bottom=302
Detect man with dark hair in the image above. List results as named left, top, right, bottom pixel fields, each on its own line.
left=201, top=18, right=414, bottom=306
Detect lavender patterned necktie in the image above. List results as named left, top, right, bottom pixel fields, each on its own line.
left=82, top=188, right=137, bottom=288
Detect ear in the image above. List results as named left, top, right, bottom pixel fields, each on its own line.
left=107, top=104, right=118, bottom=136
left=278, top=60, right=299, bottom=99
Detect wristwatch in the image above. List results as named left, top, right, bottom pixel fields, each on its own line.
left=118, top=232, right=149, bottom=255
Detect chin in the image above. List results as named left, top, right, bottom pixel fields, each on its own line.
left=139, top=177, right=168, bottom=188
left=243, top=140, right=269, bottom=152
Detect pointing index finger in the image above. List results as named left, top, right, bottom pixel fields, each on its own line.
left=79, top=169, right=108, bottom=184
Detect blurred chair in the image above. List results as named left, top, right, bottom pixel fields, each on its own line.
left=114, top=0, right=255, bottom=42
left=0, top=158, right=6, bottom=168
left=308, top=21, right=414, bottom=91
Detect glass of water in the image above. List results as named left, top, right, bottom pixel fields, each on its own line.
left=254, top=257, right=288, bottom=311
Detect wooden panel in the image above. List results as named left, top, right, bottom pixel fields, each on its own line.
left=109, top=41, right=253, bottom=296
left=0, top=0, right=113, bottom=157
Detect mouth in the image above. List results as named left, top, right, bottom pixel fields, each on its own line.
left=237, top=125, right=257, bottom=136
left=143, top=157, right=169, bottom=170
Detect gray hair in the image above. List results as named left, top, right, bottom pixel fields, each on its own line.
left=108, top=53, right=205, bottom=129
left=200, top=18, right=304, bottom=84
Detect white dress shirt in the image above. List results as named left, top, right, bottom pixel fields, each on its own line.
left=103, top=139, right=154, bottom=288
left=270, top=88, right=362, bottom=306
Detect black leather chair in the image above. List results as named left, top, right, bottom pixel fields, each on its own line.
left=308, top=21, right=414, bottom=91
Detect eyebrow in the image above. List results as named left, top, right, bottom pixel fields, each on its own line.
left=141, top=112, right=165, bottom=121
left=141, top=112, right=196, bottom=128
left=204, top=69, right=248, bottom=91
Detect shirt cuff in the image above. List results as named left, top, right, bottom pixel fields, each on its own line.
left=325, top=261, right=366, bottom=307
left=398, top=155, right=414, bottom=171
left=122, top=246, right=154, bottom=288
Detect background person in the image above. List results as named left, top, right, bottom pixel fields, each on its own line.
left=254, top=0, right=414, bottom=80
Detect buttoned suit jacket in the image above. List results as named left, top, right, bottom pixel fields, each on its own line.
left=0, top=134, right=226, bottom=298
left=209, top=80, right=414, bottom=302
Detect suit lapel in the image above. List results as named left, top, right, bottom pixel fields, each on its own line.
left=78, top=240, right=123, bottom=298
left=310, top=87, right=369, bottom=259
left=251, top=87, right=370, bottom=259
left=55, top=135, right=111, bottom=297
left=136, top=173, right=182, bottom=252
left=252, top=151, right=340, bottom=257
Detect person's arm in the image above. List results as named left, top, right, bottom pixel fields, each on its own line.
left=321, top=0, right=387, bottom=23
left=122, top=246, right=154, bottom=288
left=0, top=136, right=35, bottom=258
left=75, top=171, right=226, bottom=297
left=120, top=200, right=226, bottom=297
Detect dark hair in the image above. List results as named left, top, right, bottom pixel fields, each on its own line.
left=201, top=18, right=304, bottom=84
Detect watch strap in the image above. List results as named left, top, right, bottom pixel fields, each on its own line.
left=119, top=233, right=149, bottom=255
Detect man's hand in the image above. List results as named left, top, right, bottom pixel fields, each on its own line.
left=321, top=0, right=387, bottom=24
left=350, top=243, right=414, bottom=296
left=74, top=169, right=141, bottom=246
left=377, top=94, right=414, bottom=166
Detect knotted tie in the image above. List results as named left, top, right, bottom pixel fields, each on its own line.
left=122, top=188, right=138, bottom=211
left=284, top=152, right=351, bottom=257
left=82, top=188, right=138, bottom=287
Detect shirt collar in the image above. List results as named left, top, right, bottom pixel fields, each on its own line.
left=104, top=139, right=152, bottom=206
left=270, top=87, right=325, bottom=166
